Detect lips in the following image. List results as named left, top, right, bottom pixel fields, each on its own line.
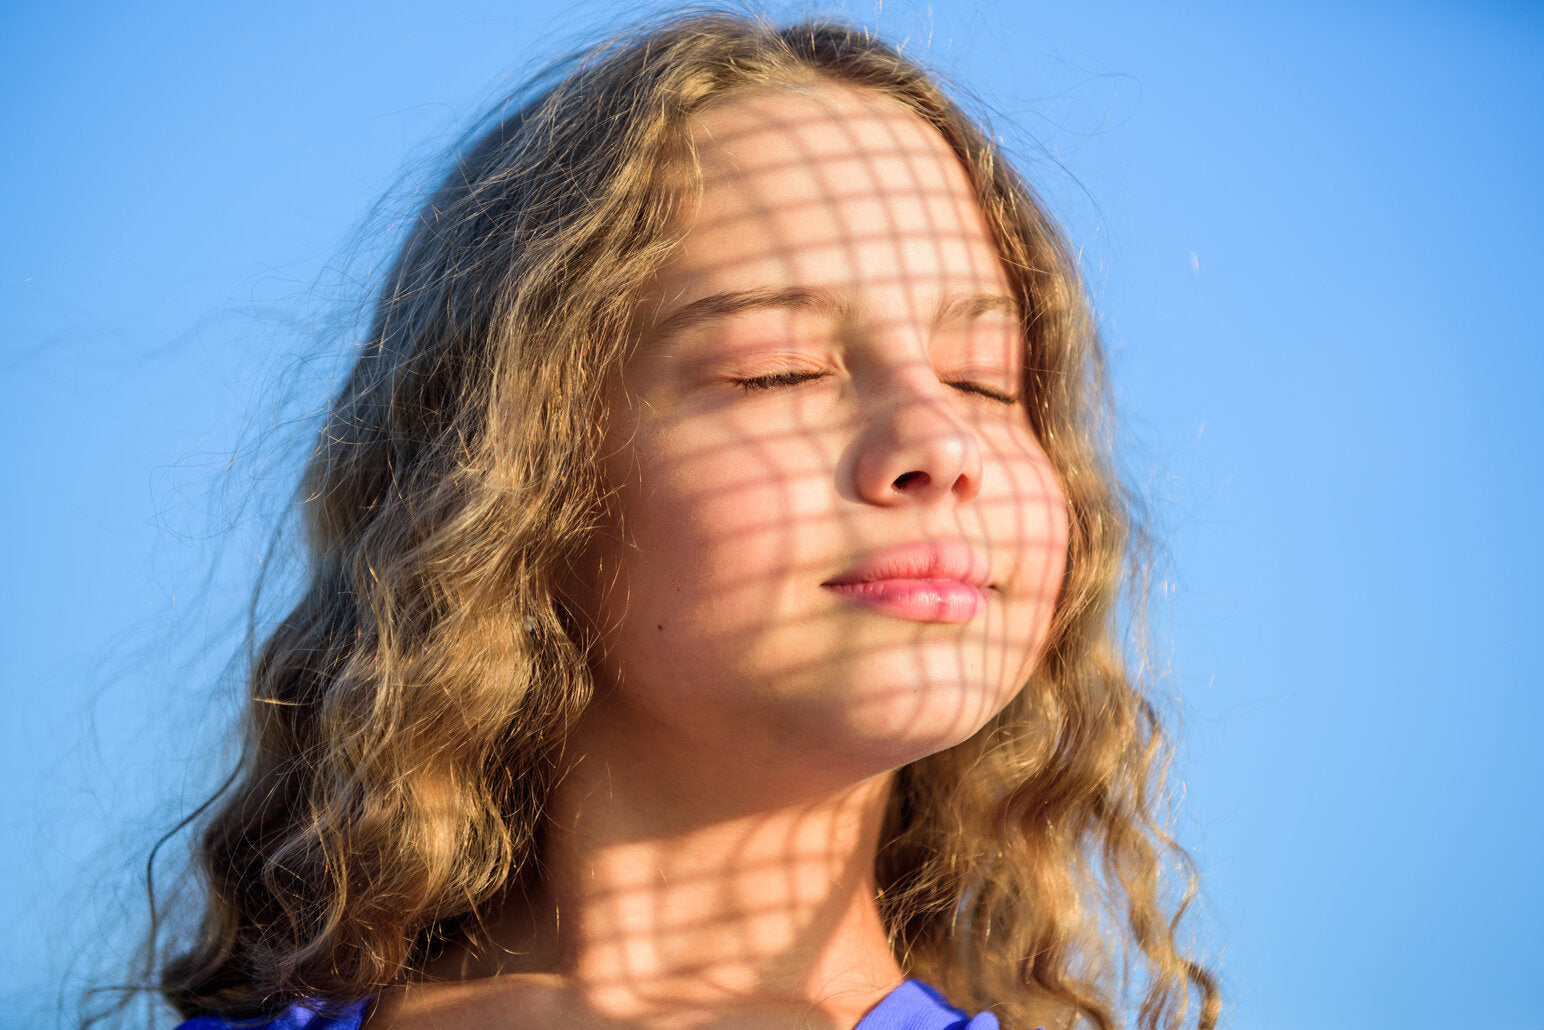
left=821, top=541, right=990, bottom=623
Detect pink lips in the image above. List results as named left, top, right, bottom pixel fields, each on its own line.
left=821, top=541, right=990, bottom=624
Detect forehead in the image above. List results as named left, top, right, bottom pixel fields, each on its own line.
left=657, top=84, right=1009, bottom=306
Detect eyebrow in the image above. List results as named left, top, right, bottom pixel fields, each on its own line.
left=935, top=292, right=1022, bottom=324
left=648, top=286, right=848, bottom=341
left=647, top=286, right=1022, bottom=341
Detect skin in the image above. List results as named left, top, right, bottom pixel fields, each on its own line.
left=369, top=83, right=1068, bottom=1030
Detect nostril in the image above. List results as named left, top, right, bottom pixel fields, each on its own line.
left=893, top=470, right=931, bottom=491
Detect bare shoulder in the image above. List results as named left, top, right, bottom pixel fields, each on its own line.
left=364, top=975, right=573, bottom=1030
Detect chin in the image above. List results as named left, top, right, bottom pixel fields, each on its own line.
left=781, top=667, right=1018, bottom=778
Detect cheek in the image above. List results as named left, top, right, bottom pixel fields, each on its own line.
left=979, top=434, right=1069, bottom=666
left=631, top=420, right=832, bottom=591
left=591, top=420, right=826, bottom=667
left=1002, top=443, right=1069, bottom=594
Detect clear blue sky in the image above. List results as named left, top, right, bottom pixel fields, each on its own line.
left=4, top=2, right=1541, bottom=1027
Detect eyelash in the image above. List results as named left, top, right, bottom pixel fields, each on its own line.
left=734, top=371, right=1019, bottom=406
left=735, top=370, right=829, bottom=392
left=946, top=380, right=1020, bottom=405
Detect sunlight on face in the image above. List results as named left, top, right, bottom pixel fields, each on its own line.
left=587, top=85, right=1068, bottom=792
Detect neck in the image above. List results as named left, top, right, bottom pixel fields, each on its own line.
left=435, top=715, right=905, bottom=1027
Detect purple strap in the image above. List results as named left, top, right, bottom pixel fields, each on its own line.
left=174, top=997, right=369, bottom=1030
left=855, top=980, right=1001, bottom=1030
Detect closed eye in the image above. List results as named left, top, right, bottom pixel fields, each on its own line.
left=945, top=379, right=1019, bottom=405
left=735, top=370, right=830, bottom=392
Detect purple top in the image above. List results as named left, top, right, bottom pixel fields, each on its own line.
left=174, top=979, right=1001, bottom=1030
left=854, top=980, right=1000, bottom=1030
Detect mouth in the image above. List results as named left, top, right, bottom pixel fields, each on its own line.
left=821, top=541, right=991, bottom=624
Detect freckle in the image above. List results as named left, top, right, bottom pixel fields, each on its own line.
left=656, top=624, right=664, bottom=631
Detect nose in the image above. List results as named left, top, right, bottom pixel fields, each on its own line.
left=846, top=378, right=983, bottom=506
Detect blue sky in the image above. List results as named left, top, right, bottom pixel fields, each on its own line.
left=4, top=2, right=1542, bottom=1027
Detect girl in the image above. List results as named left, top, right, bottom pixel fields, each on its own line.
left=152, top=12, right=1217, bottom=1030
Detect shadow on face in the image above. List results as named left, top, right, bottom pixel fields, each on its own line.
left=578, top=84, right=1070, bottom=802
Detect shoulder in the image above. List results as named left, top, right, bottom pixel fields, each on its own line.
left=361, top=975, right=571, bottom=1030
left=856, top=981, right=1001, bottom=1030
left=173, top=981, right=1002, bottom=1030
left=174, top=998, right=370, bottom=1030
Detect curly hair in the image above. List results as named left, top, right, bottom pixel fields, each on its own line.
left=150, top=12, right=1217, bottom=1030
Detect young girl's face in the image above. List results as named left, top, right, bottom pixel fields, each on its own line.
left=584, top=85, right=1068, bottom=789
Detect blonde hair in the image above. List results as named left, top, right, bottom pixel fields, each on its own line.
left=155, top=12, right=1217, bottom=1029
